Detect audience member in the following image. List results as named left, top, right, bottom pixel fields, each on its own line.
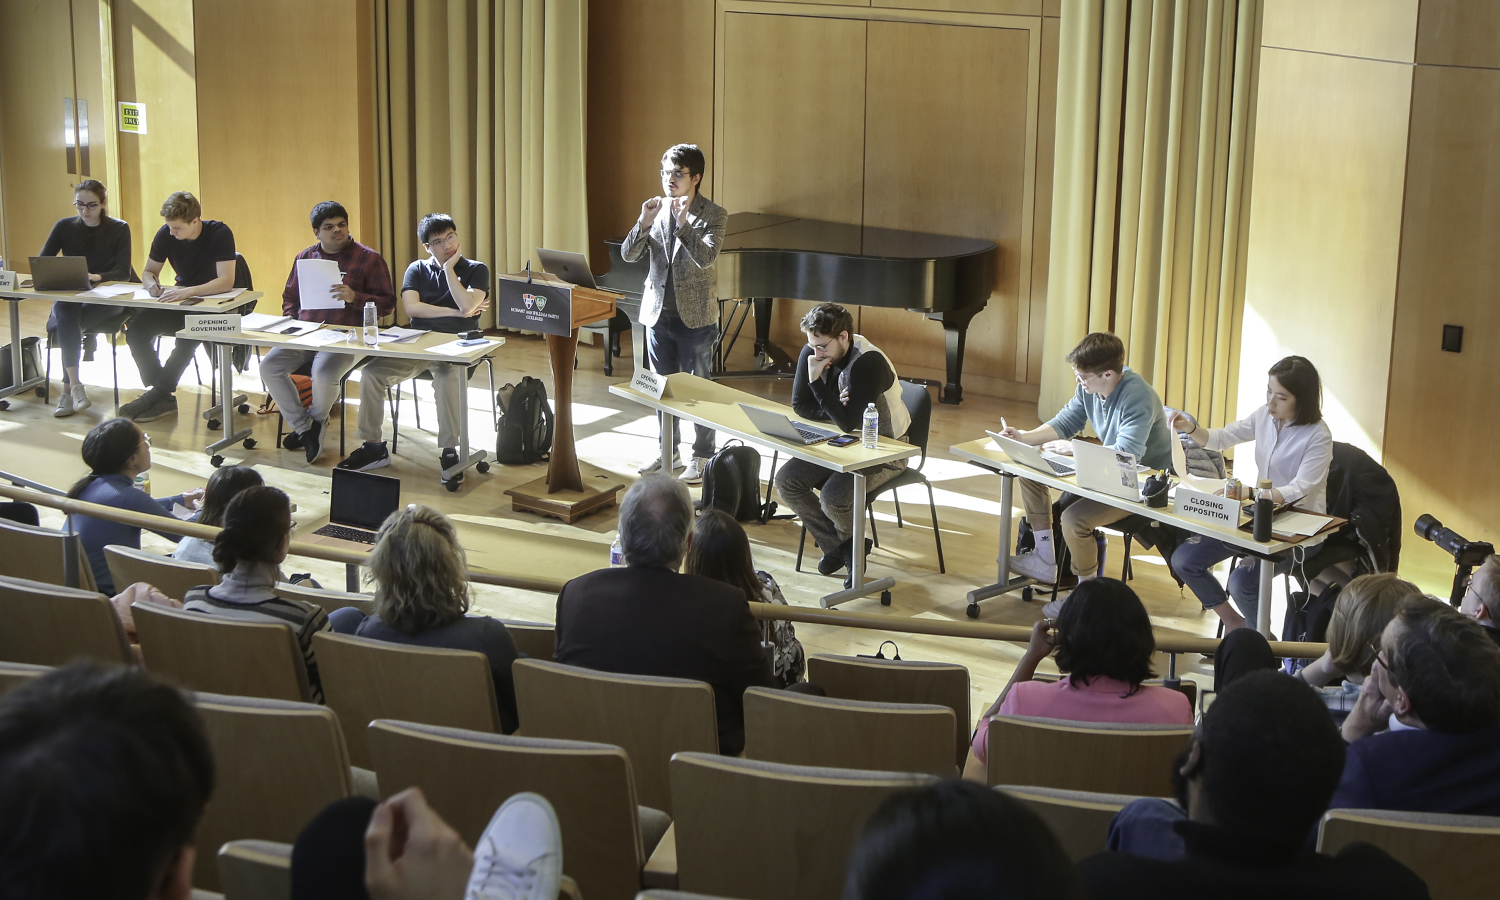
left=180, top=486, right=332, bottom=702
left=326, top=504, right=522, bottom=733
left=1297, top=573, right=1423, bottom=724
left=1083, top=671, right=1428, bottom=899
left=0, top=661, right=214, bottom=900
left=1459, top=553, right=1500, bottom=646
left=170, top=464, right=263, bottom=565
left=685, top=508, right=807, bottom=686
left=966, top=579, right=1192, bottom=778
left=1333, top=595, right=1500, bottom=815
left=0, top=501, right=40, bottom=526
left=844, top=779, right=1083, bottom=900
left=69, top=417, right=202, bottom=595
left=1211, top=627, right=1278, bottom=692
left=554, top=476, right=777, bottom=755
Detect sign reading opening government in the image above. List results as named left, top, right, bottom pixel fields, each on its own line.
left=497, top=279, right=572, bottom=337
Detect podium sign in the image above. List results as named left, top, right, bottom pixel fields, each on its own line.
left=497, top=279, right=572, bottom=336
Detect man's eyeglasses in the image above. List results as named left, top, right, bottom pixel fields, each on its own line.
left=73, top=201, right=100, bottom=211
left=660, top=168, right=692, bottom=181
left=426, top=233, right=459, bottom=248
left=1074, top=370, right=1102, bottom=384
left=1369, top=637, right=1392, bottom=673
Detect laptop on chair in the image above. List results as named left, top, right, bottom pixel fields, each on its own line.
left=1071, top=439, right=1143, bottom=502
left=536, top=248, right=599, bottom=289
left=29, top=256, right=91, bottom=292
left=985, top=431, right=1076, bottom=476
left=305, top=468, right=402, bottom=551
left=740, top=404, right=840, bottom=445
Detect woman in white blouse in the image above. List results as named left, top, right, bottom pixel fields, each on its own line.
left=1169, top=356, right=1333, bottom=633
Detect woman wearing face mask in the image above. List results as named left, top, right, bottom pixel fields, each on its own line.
left=1169, top=356, right=1333, bottom=634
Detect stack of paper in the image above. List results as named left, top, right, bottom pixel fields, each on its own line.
left=77, top=283, right=140, bottom=298
left=297, top=259, right=345, bottom=310
left=242, top=313, right=293, bottom=332
left=200, top=288, right=247, bottom=300
left=1271, top=510, right=1334, bottom=537
left=379, top=326, right=426, bottom=343
left=288, top=328, right=355, bottom=347
left=428, top=338, right=500, bottom=356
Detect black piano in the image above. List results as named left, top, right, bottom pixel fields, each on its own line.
left=598, top=212, right=997, bottom=404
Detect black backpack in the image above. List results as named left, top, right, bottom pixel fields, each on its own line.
left=697, top=442, right=763, bottom=522
left=495, top=377, right=554, bottom=465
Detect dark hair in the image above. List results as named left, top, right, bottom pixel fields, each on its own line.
left=74, top=179, right=108, bottom=204
left=68, top=418, right=143, bottom=498
left=663, top=143, right=707, bottom=187
left=1064, top=332, right=1125, bottom=375
left=1193, top=671, right=1344, bottom=851
left=1386, top=595, right=1500, bottom=732
left=799, top=303, right=854, bottom=340
left=684, top=509, right=765, bottom=605
left=1267, top=356, right=1322, bottom=426
left=1053, top=578, right=1156, bottom=687
left=196, top=465, right=264, bottom=529
left=844, top=779, right=1083, bottom=900
left=212, top=486, right=291, bottom=573
left=161, top=190, right=201, bottom=222
left=617, top=476, right=693, bottom=569
left=0, top=662, right=214, bottom=900
left=310, top=201, right=349, bottom=233
left=417, top=213, right=457, bottom=245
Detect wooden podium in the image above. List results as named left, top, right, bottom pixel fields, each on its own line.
left=496, top=271, right=625, bottom=523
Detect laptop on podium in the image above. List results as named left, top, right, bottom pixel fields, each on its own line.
left=536, top=248, right=599, bottom=289
left=306, top=468, right=402, bottom=551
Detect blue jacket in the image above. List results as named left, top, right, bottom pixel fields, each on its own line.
left=1046, top=367, right=1174, bottom=470
left=1331, top=723, right=1500, bottom=815
left=75, top=474, right=184, bottom=595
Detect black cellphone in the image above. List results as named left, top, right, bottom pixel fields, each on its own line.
left=828, top=435, right=859, bottom=447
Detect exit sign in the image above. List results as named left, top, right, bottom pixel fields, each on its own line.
left=118, top=101, right=147, bottom=134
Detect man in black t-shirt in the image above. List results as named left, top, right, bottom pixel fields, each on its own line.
left=120, top=191, right=238, bottom=422
left=337, top=213, right=491, bottom=484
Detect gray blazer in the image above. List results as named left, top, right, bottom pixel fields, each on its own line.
left=620, top=192, right=728, bottom=330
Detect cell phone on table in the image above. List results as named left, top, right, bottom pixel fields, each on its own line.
left=828, top=435, right=859, bottom=447
left=457, top=337, right=488, bottom=347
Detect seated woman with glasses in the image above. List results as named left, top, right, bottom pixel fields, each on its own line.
left=1295, top=573, right=1423, bottom=725
left=964, top=578, right=1193, bottom=780
left=68, top=417, right=202, bottom=596
left=325, top=504, right=521, bottom=733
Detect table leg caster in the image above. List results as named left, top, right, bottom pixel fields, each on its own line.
left=237, top=403, right=250, bottom=415
left=211, top=454, right=225, bottom=468
left=880, top=590, right=891, bottom=606
left=0, top=400, right=9, bottom=411
left=207, top=418, right=221, bottom=431
left=242, top=438, right=257, bottom=450
left=445, top=479, right=461, bottom=493
left=1022, top=586, right=1034, bottom=602
left=966, top=603, right=980, bottom=619
left=477, top=461, right=490, bottom=474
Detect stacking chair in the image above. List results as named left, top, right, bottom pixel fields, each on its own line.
left=104, top=544, right=218, bottom=601
left=388, top=357, right=499, bottom=455
left=44, top=305, right=130, bottom=412
left=132, top=602, right=313, bottom=702
left=512, top=659, right=718, bottom=813
left=367, top=719, right=669, bottom=900
left=1318, top=808, right=1500, bottom=900
left=312, top=631, right=500, bottom=769
left=217, top=840, right=291, bottom=900
left=0, top=660, right=52, bottom=694
left=0, top=516, right=95, bottom=589
left=985, top=714, right=1193, bottom=796
left=665, top=752, right=936, bottom=900
left=273, top=581, right=375, bottom=617
left=501, top=618, right=556, bottom=662
left=192, top=692, right=354, bottom=891
left=742, top=687, right=957, bottom=777
left=997, top=785, right=1145, bottom=862
left=272, top=356, right=392, bottom=459
left=0, top=574, right=130, bottom=666
left=806, top=653, right=970, bottom=766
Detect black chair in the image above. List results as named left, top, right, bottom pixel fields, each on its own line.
left=794, top=380, right=946, bottom=575
left=44, top=266, right=137, bottom=412
left=388, top=358, right=498, bottom=455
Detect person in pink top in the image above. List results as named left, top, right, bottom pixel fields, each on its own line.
left=965, top=578, right=1193, bottom=778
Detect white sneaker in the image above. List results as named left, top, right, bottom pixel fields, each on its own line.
left=53, top=384, right=90, bottom=417
left=680, top=456, right=710, bottom=485
left=466, top=792, right=563, bottom=900
left=638, top=452, right=682, bottom=475
left=1009, top=550, right=1058, bottom=584
left=1041, top=595, right=1068, bottom=618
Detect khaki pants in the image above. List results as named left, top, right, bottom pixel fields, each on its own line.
left=357, top=357, right=465, bottom=449
left=1019, top=479, right=1129, bottom=576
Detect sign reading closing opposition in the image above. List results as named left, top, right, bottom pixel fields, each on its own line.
left=1173, top=486, right=1242, bottom=529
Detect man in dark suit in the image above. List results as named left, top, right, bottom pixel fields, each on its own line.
left=554, top=476, right=776, bottom=755
left=1333, top=595, right=1500, bottom=814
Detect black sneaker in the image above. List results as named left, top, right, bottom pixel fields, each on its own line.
left=303, top=419, right=324, bottom=464
left=817, top=549, right=845, bottom=577
left=440, top=447, right=463, bottom=485
left=118, top=390, right=157, bottom=420
left=839, top=537, right=874, bottom=589
left=131, top=390, right=177, bottom=422
left=281, top=428, right=305, bottom=451
left=336, top=441, right=390, bottom=471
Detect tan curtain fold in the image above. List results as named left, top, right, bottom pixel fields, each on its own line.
left=374, top=0, right=589, bottom=328
left=1040, top=0, right=1260, bottom=430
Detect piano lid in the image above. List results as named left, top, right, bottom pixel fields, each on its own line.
left=724, top=213, right=996, bottom=261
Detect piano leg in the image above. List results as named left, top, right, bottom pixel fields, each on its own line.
left=928, top=306, right=982, bottom=405
left=712, top=297, right=795, bottom=379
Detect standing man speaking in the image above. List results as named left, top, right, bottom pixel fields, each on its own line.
left=622, top=143, right=728, bottom=484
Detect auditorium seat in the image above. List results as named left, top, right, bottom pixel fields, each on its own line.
left=662, top=752, right=935, bottom=899
left=366, top=719, right=668, bottom=900
left=193, top=693, right=355, bottom=892
left=1318, top=808, right=1500, bottom=900
left=0, top=574, right=130, bottom=666
left=216, top=840, right=290, bottom=900
left=272, top=581, right=375, bottom=618
left=501, top=618, right=556, bottom=661
left=512, top=659, right=718, bottom=814
left=742, top=687, right=957, bottom=777
left=805, top=653, right=970, bottom=766
left=0, top=660, right=51, bottom=694
left=996, top=785, right=1145, bottom=861
left=132, top=602, right=312, bottom=702
left=985, top=715, right=1193, bottom=796
left=104, top=544, right=218, bottom=601
left=312, top=631, right=500, bottom=769
left=0, top=517, right=96, bottom=589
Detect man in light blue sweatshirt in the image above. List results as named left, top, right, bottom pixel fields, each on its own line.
left=998, top=333, right=1173, bottom=615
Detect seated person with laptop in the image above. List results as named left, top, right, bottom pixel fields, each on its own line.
left=773, top=302, right=909, bottom=586
left=997, top=332, right=1173, bottom=615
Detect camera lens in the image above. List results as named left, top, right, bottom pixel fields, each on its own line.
left=1414, top=513, right=1441, bottom=541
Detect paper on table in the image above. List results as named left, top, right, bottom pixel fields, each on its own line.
left=78, top=282, right=139, bottom=298
left=274, top=320, right=321, bottom=336
left=379, top=326, right=426, bottom=343
left=241, top=312, right=292, bottom=331
left=199, top=288, right=247, bottom=300
left=296, top=258, right=344, bottom=310
left=1271, top=510, right=1333, bottom=537
left=1171, top=432, right=1227, bottom=492
left=427, top=338, right=500, bottom=356
left=288, top=328, right=354, bottom=347
left=170, top=502, right=197, bottom=521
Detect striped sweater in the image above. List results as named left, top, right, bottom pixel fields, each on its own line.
left=182, top=561, right=331, bottom=702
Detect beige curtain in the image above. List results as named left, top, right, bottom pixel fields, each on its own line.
left=1040, top=0, right=1261, bottom=428
left=373, top=0, right=589, bottom=327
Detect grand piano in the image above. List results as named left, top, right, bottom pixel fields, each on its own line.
left=598, top=212, right=997, bottom=404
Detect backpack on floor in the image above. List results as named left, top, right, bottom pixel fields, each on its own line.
left=697, top=442, right=763, bottom=522
left=495, top=376, right=554, bottom=465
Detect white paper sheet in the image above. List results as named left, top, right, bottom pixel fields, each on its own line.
left=241, top=313, right=292, bottom=332
left=288, top=328, right=355, bottom=347
left=296, top=258, right=344, bottom=310
left=199, top=288, right=247, bottom=300
left=379, top=326, right=426, bottom=343
left=78, top=282, right=140, bottom=298
left=426, top=337, right=500, bottom=356
left=1272, top=510, right=1333, bottom=537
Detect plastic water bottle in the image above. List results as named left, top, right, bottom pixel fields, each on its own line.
left=862, top=403, right=879, bottom=449
left=133, top=471, right=151, bottom=495
left=609, top=535, right=625, bottom=567
left=363, top=301, right=379, bottom=346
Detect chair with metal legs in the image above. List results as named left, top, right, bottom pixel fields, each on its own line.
left=389, top=357, right=498, bottom=455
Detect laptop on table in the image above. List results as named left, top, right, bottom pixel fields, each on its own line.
left=1071, top=439, right=1144, bottom=503
left=740, top=404, right=841, bottom=446
left=986, top=431, right=1076, bottom=476
left=305, top=468, right=402, bottom=550
left=28, top=256, right=91, bottom=292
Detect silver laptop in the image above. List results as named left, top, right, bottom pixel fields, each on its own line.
left=29, top=256, right=90, bottom=291
left=740, top=404, right=840, bottom=445
left=306, top=468, right=402, bottom=550
left=536, top=248, right=598, bottom=289
left=986, top=430, right=1076, bottom=476
left=1071, top=439, right=1142, bottom=502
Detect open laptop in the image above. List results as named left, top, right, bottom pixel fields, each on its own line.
left=985, top=430, right=1076, bottom=476
left=536, top=248, right=598, bottom=289
left=740, top=404, right=840, bottom=445
left=29, top=256, right=90, bottom=292
left=305, top=468, right=402, bottom=550
left=1071, top=439, right=1142, bottom=502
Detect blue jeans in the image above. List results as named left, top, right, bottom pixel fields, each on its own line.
left=49, top=303, right=125, bottom=372
left=1171, top=535, right=1300, bottom=634
left=646, top=311, right=717, bottom=458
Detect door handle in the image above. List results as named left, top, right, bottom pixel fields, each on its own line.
left=78, top=99, right=89, bottom=176
left=63, top=98, right=76, bottom=175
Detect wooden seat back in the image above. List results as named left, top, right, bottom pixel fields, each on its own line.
left=0, top=517, right=93, bottom=589
left=985, top=715, right=1193, bottom=796
left=742, top=687, right=956, bottom=777
left=132, top=602, right=312, bottom=702
left=0, top=574, right=130, bottom=665
left=216, top=840, right=292, bottom=900
left=104, top=543, right=218, bottom=601
left=0, top=660, right=52, bottom=695
left=501, top=618, right=556, bottom=661
left=806, top=653, right=970, bottom=765
left=997, top=784, right=1145, bottom=861
left=1319, top=808, right=1500, bottom=900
